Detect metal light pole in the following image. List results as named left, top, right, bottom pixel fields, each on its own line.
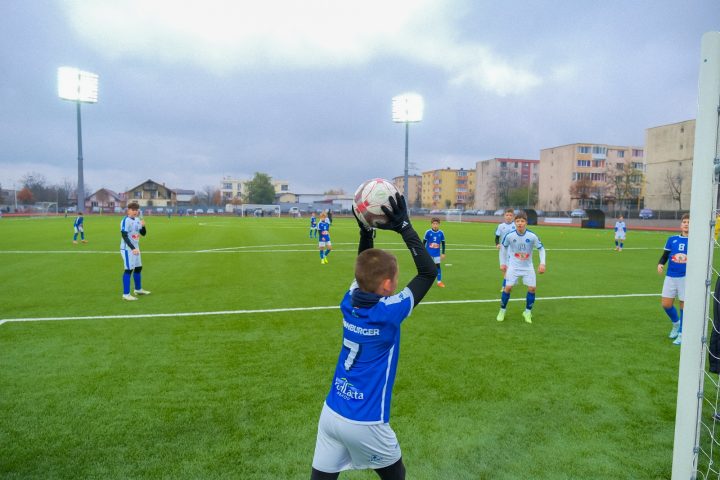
left=58, top=67, right=98, bottom=212
left=392, top=93, right=423, bottom=201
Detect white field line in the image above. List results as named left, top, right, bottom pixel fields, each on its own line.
left=0, top=244, right=654, bottom=255
left=0, top=293, right=658, bottom=326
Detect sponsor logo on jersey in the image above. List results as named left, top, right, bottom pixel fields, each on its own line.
left=672, top=253, right=688, bottom=264
left=429, top=242, right=440, bottom=249
left=131, top=234, right=139, bottom=240
left=514, top=252, right=531, bottom=260
left=334, top=377, right=364, bottom=400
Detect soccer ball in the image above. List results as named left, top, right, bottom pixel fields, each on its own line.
left=352, top=178, right=399, bottom=228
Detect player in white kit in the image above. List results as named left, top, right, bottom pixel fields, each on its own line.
left=614, top=215, right=627, bottom=251
left=497, top=211, right=546, bottom=323
left=120, top=202, right=151, bottom=301
left=495, top=208, right=516, bottom=291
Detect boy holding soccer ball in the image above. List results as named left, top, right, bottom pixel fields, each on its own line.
left=120, top=202, right=151, bottom=301
left=310, top=193, right=436, bottom=480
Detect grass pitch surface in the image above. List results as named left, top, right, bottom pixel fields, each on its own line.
left=0, top=214, right=681, bottom=479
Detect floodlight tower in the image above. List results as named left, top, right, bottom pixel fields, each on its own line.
left=58, top=67, right=99, bottom=212
left=392, top=93, right=423, bottom=201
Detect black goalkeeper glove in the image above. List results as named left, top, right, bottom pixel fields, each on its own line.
left=352, top=206, right=374, bottom=236
left=379, top=193, right=411, bottom=233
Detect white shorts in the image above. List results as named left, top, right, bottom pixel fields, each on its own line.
left=311, top=403, right=402, bottom=473
left=615, top=233, right=625, bottom=240
left=319, top=241, right=332, bottom=248
left=121, top=250, right=142, bottom=270
left=431, top=256, right=441, bottom=264
left=74, top=226, right=84, bottom=233
left=505, top=266, right=536, bottom=288
left=662, top=276, right=686, bottom=302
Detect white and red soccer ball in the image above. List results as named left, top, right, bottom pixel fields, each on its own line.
left=352, top=178, right=399, bottom=228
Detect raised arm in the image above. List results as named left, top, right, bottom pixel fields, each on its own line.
left=379, top=194, right=436, bottom=307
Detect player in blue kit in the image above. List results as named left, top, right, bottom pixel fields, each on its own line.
left=72, top=212, right=87, bottom=244
left=495, top=208, right=515, bottom=290
left=310, top=193, right=436, bottom=480
left=120, top=202, right=151, bottom=301
left=310, top=212, right=318, bottom=238
left=658, top=214, right=689, bottom=345
left=423, top=217, right=446, bottom=287
left=614, top=215, right=627, bottom=251
left=318, top=212, right=332, bottom=264
left=497, top=210, right=546, bottom=324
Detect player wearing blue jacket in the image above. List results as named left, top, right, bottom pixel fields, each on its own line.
left=311, top=193, right=436, bottom=480
left=658, top=214, right=689, bottom=345
left=72, top=212, right=87, bottom=244
left=423, top=217, right=446, bottom=287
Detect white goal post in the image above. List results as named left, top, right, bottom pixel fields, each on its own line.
left=445, top=209, right=463, bottom=222
left=239, top=204, right=281, bottom=217
left=672, top=31, right=720, bottom=479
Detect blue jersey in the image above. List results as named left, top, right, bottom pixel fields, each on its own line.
left=74, top=216, right=84, bottom=228
left=318, top=220, right=330, bottom=242
left=325, top=282, right=414, bottom=424
left=310, top=215, right=317, bottom=228
left=120, top=216, right=144, bottom=251
left=663, top=235, right=688, bottom=278
left=423, top=229, right=445, bottom=257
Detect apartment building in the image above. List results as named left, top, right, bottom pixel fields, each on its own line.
left=537, top=143, right=644, bottom=212
left=474, top=158, right=539, bottom=210
left=220, top=176, right=290, bottom=202
left=421, top=168, right=475, bottom=210
left=391, top=175, right=422, bottom=208
left=643, top=119, right=694, bottom=211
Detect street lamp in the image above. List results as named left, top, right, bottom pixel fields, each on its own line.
left=392, top=93, right=423, bottom=202
left=58, top=67, right=98, bottom=212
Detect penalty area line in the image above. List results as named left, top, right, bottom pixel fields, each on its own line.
left=0, top=293, right=659, bottom=326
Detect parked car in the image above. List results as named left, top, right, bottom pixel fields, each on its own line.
left=429, top=209, right=442, bottom=214
left=639, top=208, right=654, bottom=219
left=195, top=208, right=204, bottom=214
left=493, top=209, right=505, bottom=216
left=206, top=208, right=215, bottom=214
left=570, top=209, right=587, bottom=217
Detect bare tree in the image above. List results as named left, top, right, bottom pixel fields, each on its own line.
left=569, top=178, right=594, bottom=207
left=488, top=169, right=521, bottom=206
left=606, top=160, right=643, bottom=212
left=666, top=168, right=684, bottom=210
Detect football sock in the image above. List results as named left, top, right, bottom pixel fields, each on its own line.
left=81, top=232, right=85, bottom=240
left=122, top=271, right=131, bottom=294
left=319, top=250, right=324, bottom=259
left=501, top=291, right=510, bottom=309
left=526, top=292, right=536, bottom=310
left=615, top=240, right=618, bottom=247
left=133, top=272, right=142, bottom=290
left=325, top=249, right=331, bottom=257
left=436, top=264, right=442, bottom=281
left=73, top=233, right=78, bottom=240
left=619, top=242, right=623, bottom=249
left=664, top=306, right=679, bottom=323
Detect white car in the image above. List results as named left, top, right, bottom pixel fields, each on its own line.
left=206, top=208, right=215, bottom=214
left=570, top=209, right=586, bottom=217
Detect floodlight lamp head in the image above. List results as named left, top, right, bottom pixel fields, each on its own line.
left=58, top=67, right=99, bottom=103
left=392, top=93, right=423, bottom=123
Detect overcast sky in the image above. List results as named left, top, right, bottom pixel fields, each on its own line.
left=1, top=0, right=718, bottom=195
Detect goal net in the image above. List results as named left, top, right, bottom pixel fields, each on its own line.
left=445, top=209, right=463, bottom=223
left=239, top=204, right=281, bottom=217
